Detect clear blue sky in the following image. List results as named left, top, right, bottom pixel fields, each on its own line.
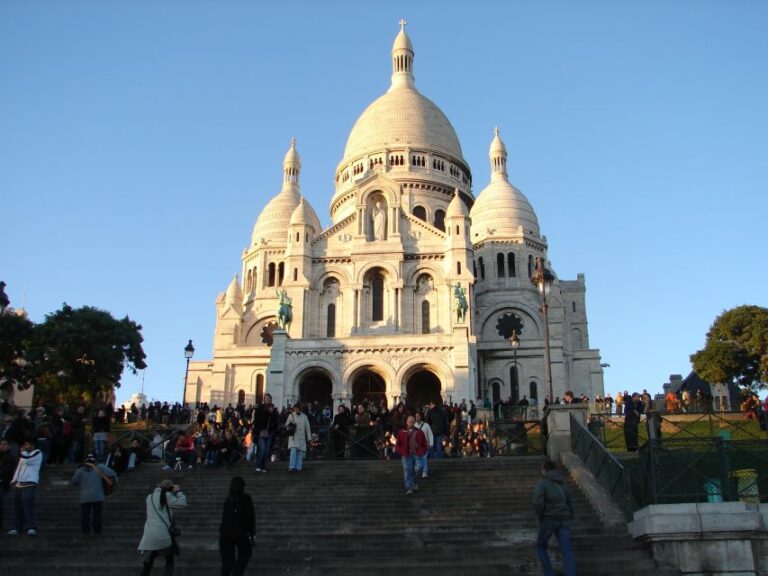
left=2, top=1, right=766, bottom=406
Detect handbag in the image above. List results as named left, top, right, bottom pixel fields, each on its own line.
left=101, top=475, right=115, bottom=496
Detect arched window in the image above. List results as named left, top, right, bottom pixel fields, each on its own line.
left=497, top=253, right=505, bottom=278
left=510, top=366, right=520, bottom=404
left=507, top=253, right=516, bottom=277
left=413, top=205, right=427, bottom=221
left=372, top=274, right=384, bottom=321
left=421, top=300, right=430, bottom=334
left=572, top=301, right=577, bottom=312
left=478, top=257, right=485, bottom=280
left=277, top=262, right=285, bottom=286
left=434, top=209, right=446, bottom=231
left=327, top=303, right=336, bottom=337
left=293, top=268, right=298, bottom=282
left=473, top=261, right=477, bottom=278
left=529, top=381, right=538, bottom=401
left=267, top=263, right=276, bottom=287
left=256, top=374, right=265, bottom=403
left=246, top=269, right=252, bottom=292
left=457, top=261, right=462, bottom=275
left=527, top=255, right=534, bottom=278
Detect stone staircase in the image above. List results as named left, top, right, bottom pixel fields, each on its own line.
left=0, top=456, right=677, bottom=575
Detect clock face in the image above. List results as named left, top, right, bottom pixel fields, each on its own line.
left=496, top=313, right=524, bottom=339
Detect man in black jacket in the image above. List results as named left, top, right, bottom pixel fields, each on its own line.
left=532, top=460, right=575, bottom=576
left=426, top=401, right=447, bottom=458
left=220, top=476, right=255, bottom=576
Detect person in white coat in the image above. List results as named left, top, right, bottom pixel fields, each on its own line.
left=138, top=479, right=187, bottom=575
left=414, top=411, right=434, bottom=480
left=286, top=403, right=312, bottom=472
left=8, top=439, right=42, bottom=536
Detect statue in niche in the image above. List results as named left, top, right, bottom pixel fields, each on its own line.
left=372, top=201, right=387, bottom=241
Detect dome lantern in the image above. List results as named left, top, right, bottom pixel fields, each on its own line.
left=490, top=126, right=508, bottom=181
left=391, top=19, right=415, bottom=90
left=283, top=137, right=301, bottom=187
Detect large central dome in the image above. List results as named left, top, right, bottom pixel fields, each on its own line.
left=342, top=88, right=464, bottom=163
left=340, top=24, right=465, bottom=167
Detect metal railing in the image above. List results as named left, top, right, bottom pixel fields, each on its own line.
left=640, top=436, right=768, bottom=505
left=570, top=413, right=636, bottom=518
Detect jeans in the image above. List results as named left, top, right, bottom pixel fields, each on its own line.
left=401, top=455, right=420, bottom=491
left=255, top=433, right=273, bottom=470
left=536, top=519, right=575, bottom=576
left=432, top=434, right=443, bottom=458
left=11, top=484, right=37, bottom=532
left=68, top=439, right=83, bottom=463
left=418, top=453, right=429, bottom=477
left=0, top=488, right=6, bottom=530
left=93, top=434, right=108, bottom=461
left=220, top=536, right=252, bottom=576
left=289, top=448, right=305, bottom=471
left=81, top=501, right=103, bottom=534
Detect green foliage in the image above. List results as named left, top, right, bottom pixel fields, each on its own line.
left=0, top=312, right=36, bottom=392
left=691, top=305, right=768, bottom=390
left=29, top=304, right=147, bottom=403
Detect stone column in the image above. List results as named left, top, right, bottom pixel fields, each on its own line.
left=544, top=403, right=588, bottom=463
left=267, top=329, right=288, bottom=409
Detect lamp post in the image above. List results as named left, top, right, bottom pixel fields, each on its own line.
left=182, top=339, right=194, bottom=406
left=510, top=329, right=520, bottom=401
left=530, top=257, right=555, bottom=403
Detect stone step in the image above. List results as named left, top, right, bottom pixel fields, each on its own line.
left=1, top=456, right=676, bottom=576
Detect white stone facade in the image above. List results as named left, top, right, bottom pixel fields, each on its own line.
left=187, top=24, right=604, bottom=410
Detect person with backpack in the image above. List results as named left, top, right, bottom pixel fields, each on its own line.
left=532, top=460, right=575, bottom=576
left=219, top=476, right=255, bottom=576
left=70, top=452, right=117, bottom=534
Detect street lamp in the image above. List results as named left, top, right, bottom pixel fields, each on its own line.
left=182, top=339, right=194, bottom=406
left=510, top=330, right=520, bottom=399
left=530, top=257, right=555, bottom=403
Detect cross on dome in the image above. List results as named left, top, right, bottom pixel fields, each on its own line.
left=399, top=18, right=407, bottom=31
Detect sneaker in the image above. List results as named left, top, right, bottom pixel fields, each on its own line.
left=421, top=474, right=428, bottom=479
left=161, top=465, right=172, bottom=471
left=7, top=529, right=19, bottom=536
left=413, top=484, right=419, bottom=492
left=187, top=465, right=193, bottom=470
left=406, top=489, right=413, bottom=496
left=27, top=529, right=37, bottom=536
left=255, top=468, right=263, bottom=473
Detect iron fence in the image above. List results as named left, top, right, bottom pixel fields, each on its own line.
left=639, top=437, right=768, bottom=505
left=570, top=414, right=636, bottom=518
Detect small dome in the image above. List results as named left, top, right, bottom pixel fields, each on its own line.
left=446, top=189, right=468, bottom=218
left=225, top=274, right=242, bottom=303
left=471, top=180, right=540, bottom=239
left=252, top=187, right=301, bottom=245
left=470, top=129, right=540, bottom=240
left=392, top=27, right=413, bottom=53
left=289, top=196, right=322, bottom=231
left=251, top=139, right=306, bottom=245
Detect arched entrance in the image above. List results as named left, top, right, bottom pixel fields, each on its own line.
left=298, top=370, right=333, bottom=409
left=405, top=369, right=442, bottom=410
left=352, top=371, right=386, bottom=406
left=237, top=389, right=245, bottom=406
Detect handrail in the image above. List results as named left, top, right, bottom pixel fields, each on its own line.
left=570, top=413, right=636, bottom=518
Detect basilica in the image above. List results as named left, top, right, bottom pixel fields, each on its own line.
left=186, top=23, right=604, bottom=411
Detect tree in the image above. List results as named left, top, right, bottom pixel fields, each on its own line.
left=30, top=304, right=147, bottom=404
left=0, top=311, right=36, bottom=392
left=691, top=305, right=768, bottom=391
